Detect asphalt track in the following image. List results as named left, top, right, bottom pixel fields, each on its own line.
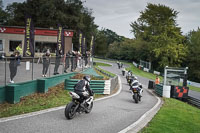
left=0, top=61, right=159, bottom=133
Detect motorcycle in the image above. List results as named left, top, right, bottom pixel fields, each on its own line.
left=65, top=91, right=94, bottom=119
left=130, top=83, right=142, bottom=103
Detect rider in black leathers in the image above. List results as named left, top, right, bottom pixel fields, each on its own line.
left=74, top=76, right=94, bottom=103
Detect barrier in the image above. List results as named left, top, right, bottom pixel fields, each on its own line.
left=143, top=68, right=149, bottom=72
left=148, top=80, right=155, bottom=89
left=153, top=71, right=160, bottom=75
left=65, top=77, right=118, bottom=94
left=0, top=73, right=76, bottom=104
left=163, top=85, right=171, bottom=98
left=155, top=84, right=163, bottom=97
left=0, top=86, right=6, bottom=104
left=170, top=85, right=189, bottom=98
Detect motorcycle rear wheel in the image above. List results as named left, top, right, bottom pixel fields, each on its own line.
left=133, top=94, right=138, bottom=103
left=65, top=102, right=77, bottom=119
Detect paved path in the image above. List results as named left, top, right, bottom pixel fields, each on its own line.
left=0, top=61, right=159, bottom=133
left=0, top=60, right=83, bottom=86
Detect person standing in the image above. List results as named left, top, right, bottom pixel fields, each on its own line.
left=64, top=51, right=70, bottom=73
left=155, top=75, right=160, bottom=85
left=42, top=49, right=51, bottom=77
left=53, top=50, right=63, bottom=75
left=9, top=50, right=21, bottom=83
left=16, top=44, right=22, bottom=65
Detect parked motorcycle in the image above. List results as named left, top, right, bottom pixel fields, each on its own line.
left=65, top=91, right=94, bottom=119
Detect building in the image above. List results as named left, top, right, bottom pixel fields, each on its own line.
left=0, top=26, right=73, bottom=56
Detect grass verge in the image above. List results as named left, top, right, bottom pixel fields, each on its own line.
left=0, top=71, right=117, bottom=118
left=93, top=61, right=116, bottom=77
left=94, top=62, right=112, bottom=67
left=141, top=98, right=200, bottom=133
left=95, top=66, right=116, bottom=77
left=0, top=83, right=71, bottom=118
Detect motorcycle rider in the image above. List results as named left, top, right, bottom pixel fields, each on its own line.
left=74, top=75, right=94, bottom=107
left=130, top=77, right=143, bottom=97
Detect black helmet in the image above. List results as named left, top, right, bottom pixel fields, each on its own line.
left=83, top=75, right=91, bottom=82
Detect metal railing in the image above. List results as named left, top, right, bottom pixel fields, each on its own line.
left=0, top=56, right=93, bottom=86
left=187, top=96, right=200, bottom=108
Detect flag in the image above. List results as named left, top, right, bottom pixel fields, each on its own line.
left=82, top=36, right=86, bottom=55
left=23, top=15, right=35, bottom=57
left=79, top=31, right=83, bottom=53
left=57, top=24, right=64, bottom=53
left=90, top=35, right=95, bottom=56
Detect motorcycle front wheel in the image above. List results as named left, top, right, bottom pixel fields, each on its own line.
left=85, top=101, right=93, bottom=113
left=65, top=102, right=77, bottom=119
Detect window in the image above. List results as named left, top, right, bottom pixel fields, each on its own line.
left=35, top=41, right=57, bottom=53
left=0, top=40, right=3, bottom=51
left=9, top=40, right=22, bottom=52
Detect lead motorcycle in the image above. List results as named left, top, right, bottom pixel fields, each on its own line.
left=130, top=81, right=142, bottom=103
left=65, top=91, right=94, bottom=119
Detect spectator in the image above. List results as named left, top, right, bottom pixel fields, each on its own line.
left=74, top=51, right=78, bottom=70
left=42, top=49, right=51, bottom=77
left=70, top=51, right=74, bottom=72
left=16, top=43, right=22, bottom=65
left=53, top=50, right=63, bottom=75
left=77, top=51, right=82, bottom=68
left=64, top=51, right=70, bottom=73
left=155, top=75, right=160, bottom=85
left=9, top=50, right=21, bottom=83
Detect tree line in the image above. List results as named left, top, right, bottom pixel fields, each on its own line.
left=0, top=1, right=200, bottom=82
left=106, top=3, right=200, bottom=82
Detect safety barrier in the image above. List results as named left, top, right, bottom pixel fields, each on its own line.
left=155, top=84, right=163, bottom=97
left=95, top=67, right=114, bottom=78
left=187, top=96, right=200, bottom=108
left=65, top=76, right=118, bottom=94
left=0, top=72, right=76, bottom=104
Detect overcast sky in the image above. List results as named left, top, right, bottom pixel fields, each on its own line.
left=3, top=0, right=200, bottom=38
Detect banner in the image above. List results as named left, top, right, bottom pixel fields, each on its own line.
left=57, top=24, right=64, bottom=53
left=23, top=15, right=34, bottom=57
left=90, top=35, right=95, bottom=56
left=79, top=32, right=83, bottom=54
left=82, top=36, right=86, bottom=55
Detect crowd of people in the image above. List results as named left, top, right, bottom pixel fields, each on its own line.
left=8, top=47, right=92, bottom=83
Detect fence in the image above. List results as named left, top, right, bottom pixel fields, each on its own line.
left=0, top=56, right=93, bottom=86
left=187, top=96, right=200, bottom=108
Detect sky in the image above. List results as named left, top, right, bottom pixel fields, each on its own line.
left=3, top=0, right=200, bottom=38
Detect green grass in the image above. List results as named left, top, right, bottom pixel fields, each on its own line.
left=93, top=58, right=116, bottom=63
left=0, top=83, right=110, bottom=118
left=0, top=83, right=71, bottom=118
left=188, top=85, right=200, bottom=92
left=141, top=98, right=200, bottom=133
left=94, top=62, right=112, bottom=67
left=95, top=66, right=116, bottom=77
left=125, top=62, right=163, bottom=81
left=93, top=60, right=116, bottom=77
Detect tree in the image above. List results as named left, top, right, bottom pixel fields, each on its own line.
left=130, top=3, right=187, bottom=71
left=0, top=0, right=8, bottom=24
left=186, top=28, right=200, bottom=82
left=94, top=28, right=124, bottom=57
left=3, top=0, right=98, bottom=50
